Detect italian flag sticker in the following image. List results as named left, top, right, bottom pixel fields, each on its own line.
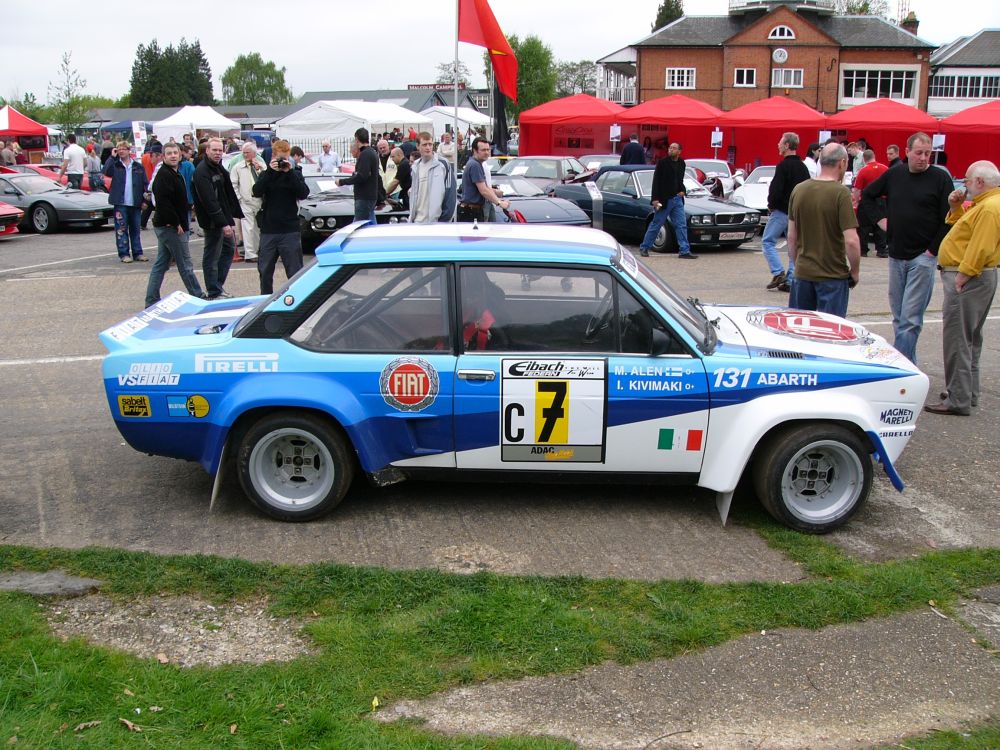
left=658, top=428, right=704, bottom=451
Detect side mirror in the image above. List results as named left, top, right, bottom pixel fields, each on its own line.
left=734, top=169, right=746, bottom=179
left=650, top=328, right=672, bottom=356
left=3, top=188, right=18, bottom=195
left=622, top=185, right=637, bottom=198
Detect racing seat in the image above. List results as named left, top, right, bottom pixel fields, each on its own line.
left=461, top=270, right=510, bottom=351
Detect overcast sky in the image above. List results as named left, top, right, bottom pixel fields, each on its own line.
left=4, top=0, right=998, bottom=106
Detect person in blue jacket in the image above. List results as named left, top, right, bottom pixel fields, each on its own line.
left=103, top=141, right=149, bottom=263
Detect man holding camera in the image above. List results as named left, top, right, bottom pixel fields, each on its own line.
left=193, top=137, right=244, bottom=299
left=252, top=139, right=310, bottom=295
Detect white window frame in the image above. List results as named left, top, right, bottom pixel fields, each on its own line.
left=734, top=68, right=757, bottom=87
left=768, top=25, right=795, bottom=40
left=771, top=68, right=804, bottom=88
left=839, top=64, right=921, bottom=107
left=665, top=67, right=696, bottom=90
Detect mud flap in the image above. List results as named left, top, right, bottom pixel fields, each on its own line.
left=209, top=437, right=230, bottom=513
left=716, top=490, right=734, bottom=526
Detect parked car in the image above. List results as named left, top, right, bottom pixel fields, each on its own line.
left=551, top=165, right=759, bottom=253
left=730, top=165, right=774, bottom=230
left=491, top=174, right=591, bottom=227
left=580, top=154, right=624, bottom=173
left=0, top=200, right=23, bottom=236
left=0, top=173, right=114, bottom=233
left=298, top=174, right=407, bottom=251
left=100, top=222, right=928, bottom=533
left=685, top=158, right=744, bottom=198
left=0, top=163, right=111, bottom=192
left=497, top=156, right=596, bottom=190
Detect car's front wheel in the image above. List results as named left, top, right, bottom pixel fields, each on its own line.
left=30, top=203, right=58, bottom=234
left=236, top=412, right=354, bottom=521
left=649, top=218, right=678, bottom=253
left=752, top=424, right=872, bottom=533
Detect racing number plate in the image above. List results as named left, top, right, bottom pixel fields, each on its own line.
left=500, top=358, right=607, bottom=462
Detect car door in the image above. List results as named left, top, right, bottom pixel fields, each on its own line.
left=595, top=171, right=635, bottom=238
left=288, top=264, right=457, bottom=471
left=453, top=264, right=708, bottom=475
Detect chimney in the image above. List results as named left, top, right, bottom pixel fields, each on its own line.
left=901, top=11, right=919, bottom=36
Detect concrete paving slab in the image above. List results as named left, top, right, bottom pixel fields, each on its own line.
left=378, top=610, right=1000, bottom=749
left=0, top=570, right=103, bottom=597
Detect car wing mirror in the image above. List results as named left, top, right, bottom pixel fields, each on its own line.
left=3, top=188, right=17, bottom=195
left=650, top=328, right=672, bottom=356
left=622, top=185, right=637, bottom=198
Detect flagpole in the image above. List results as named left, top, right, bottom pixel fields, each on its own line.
left=453, top=0, right=460, bottom=219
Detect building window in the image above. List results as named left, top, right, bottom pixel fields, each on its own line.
left=771, top=68, right=804, bottom=88
left=471, top=93, right=490, bottom=110
left=768, top=25, right=795, bottom=39
left=734, top=68, right=756, bottom=87
left=928, top=74, right=956, bottom=98
left=929, top=73, right=1000, bottom=99
left=984, top=76, right=1000, bottom=98
left=842, top=69, right=916, bottom=100
left=665, top=67, right=696, bottom=89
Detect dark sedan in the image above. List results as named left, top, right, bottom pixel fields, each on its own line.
left=299, top=175, right=408, bottom=251
left=551, top=165, right=759, bottom=253
left=491, top=175, right=590, bottom=226
left=0, top=173, right=114, bottom=233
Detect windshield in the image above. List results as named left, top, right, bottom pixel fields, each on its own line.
left=232, top=261, right=319, bottom=337
left=493, top=176, right=544, bottom=197
left=635, top=171, right=708, bottom=198
left=305, top=176, right=352, bottom=198
left=7, top=175, right=64, bottom=195
left=686, top=159, right=732, bottom=177
left=746, top=167, right=775, bottom=184
left=582, top=155, right=619, bottom=171
left=499, top=158, right=559, bottom=179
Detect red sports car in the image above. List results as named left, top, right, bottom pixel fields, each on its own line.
left=0, top=164, right=111, bottom=192
left=0, top=200, right=24, bottom=236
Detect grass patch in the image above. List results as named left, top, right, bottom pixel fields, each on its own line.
left=1, top=540, right=998, bottom=748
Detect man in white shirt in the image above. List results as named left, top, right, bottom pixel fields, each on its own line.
left=59, top=134, right=87, bottom=189
left=316, top=141, right=341, bottom=174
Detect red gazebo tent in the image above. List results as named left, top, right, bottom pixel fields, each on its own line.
left=518, top=94, right=626, bottom=156
left=0, top=105, right=47, bottom=139
left=617, top=95, right=724, bottom=160
left=940, top=100, right=1000, bottom=177
left=719, top=97, right=827, bottom=170
left=826, top=99, right=939, bottom=167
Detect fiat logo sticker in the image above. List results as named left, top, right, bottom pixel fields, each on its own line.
left=747, top=309, right=864, bottom=344
left=380, top=357, right=439, bottom=412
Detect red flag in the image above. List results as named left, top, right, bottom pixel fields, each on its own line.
left=458, top=0, right=518, bottom=102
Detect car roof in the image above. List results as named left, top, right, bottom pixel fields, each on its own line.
left=595, top=164, right=653, bottom=177
left=315, top=223, right=619, bottom=267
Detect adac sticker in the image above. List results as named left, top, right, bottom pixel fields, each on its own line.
left=118, top=395, right=151, bottom=418
left=746, top=309, right=867, bottom=344
left=380, top=357, right=439, bottom=412
left=167, top=395, right=210, bottom=418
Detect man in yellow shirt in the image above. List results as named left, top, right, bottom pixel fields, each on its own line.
left=925, top=160, right=1000, bottom=416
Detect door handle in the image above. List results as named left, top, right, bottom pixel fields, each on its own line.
left=457, top=369, right=496, bottom=382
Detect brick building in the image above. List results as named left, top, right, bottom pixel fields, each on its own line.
left=597, top=0, right=935, bottom=113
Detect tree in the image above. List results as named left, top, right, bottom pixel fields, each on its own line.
left=221, top=53, right=293, bottom=104
left=47, top=52, right=90, bottom=133
left=652, top=0, right=683, bottom=31
left=555, top=60, right=597, bottom=98
left=1, top=91, right=49, bottom=122
left=435, top=61, right=471, bottom=87
left=127, top=38, right=214, bottom=107
left=835, top=0, right=890, bottom=14
left=483, top=34, right=556, bottom=120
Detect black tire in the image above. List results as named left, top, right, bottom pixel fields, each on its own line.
left=236, top=412, right=354, bottom=522
left=649, top=219, right=677, bottom=253
left=752, top=423, right=872, bottom=533
left=30, top=203, right=58, bottom=234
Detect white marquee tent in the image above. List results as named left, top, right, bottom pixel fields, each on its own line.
left=153, top=106, right=240, bottom=142
left=420, top=106, right=492, bottom=139
left=275, top=100, right=431, bottom=140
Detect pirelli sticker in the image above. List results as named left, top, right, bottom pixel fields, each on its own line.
left=118, top=395, right=151, bottom=418
left=500, top=358, right=607, bottom=462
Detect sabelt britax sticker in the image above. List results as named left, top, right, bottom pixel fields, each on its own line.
left=381, top=357, right=439, bottom=412
left=746, top=309, right=868, bottom=344
left=118, top=395, right=151, bottom=418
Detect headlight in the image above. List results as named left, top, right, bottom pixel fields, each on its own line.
left=747, top=213, right=760, bottom=223
left=325, top=218, right=338, bottom=228
left=311, top=218, right=325, bottom=230
left=688, top=215, right=713, bottom=225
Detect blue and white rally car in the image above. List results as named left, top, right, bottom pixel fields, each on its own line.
left=100, top=223, right=928, bottom=533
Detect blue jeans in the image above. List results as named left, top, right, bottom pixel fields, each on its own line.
left=113, top=205, right=143, bottom=259
left=639, top=195, right=690, bottom=254
left=888, top=253, right=936, bottom=364
left=146, top=226, right=204, bottom=306
left=789, top=278, right=851, bottom=318
left=761, top=209, right=788, bottom=276
left=353, top=198, right=377, bottom=226
left=202, top=226, right=236, bottom=298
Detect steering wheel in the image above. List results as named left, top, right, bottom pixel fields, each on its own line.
left=583, top=290, right=614, bottom=342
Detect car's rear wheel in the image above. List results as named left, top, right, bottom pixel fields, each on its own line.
left=752, top=424, right=872, bottom=533
left=649, top=220, right=677, bottom=253
left=237, top=412, right=354, bottom=521
left=30, top=203, right=58, bottom=234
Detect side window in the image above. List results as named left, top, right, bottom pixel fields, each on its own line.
left=599, top=171, right=629, bottom=194
left=459, top=267, right=615, bottom=353
left=617, top=284, right=686, bottom=355
left=291, top=266, right=450, bottom=352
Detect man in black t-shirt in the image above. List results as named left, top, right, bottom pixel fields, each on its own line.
left=338, top=128, right=380, bottom=225
left=862, top=132, right=953, bottom=364
left=385, top=147, right=412, bottom=209
left=638, top=142, right=694, bottom=259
